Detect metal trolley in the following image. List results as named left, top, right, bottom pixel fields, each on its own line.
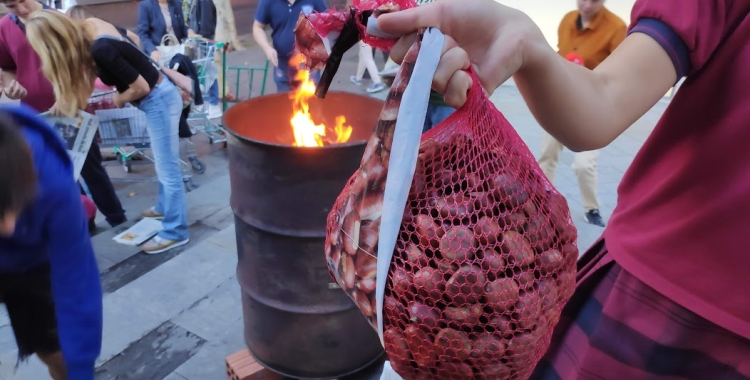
left=87, top=90, right=200, bottom=191
left=177, top=38, right=228, bottom=145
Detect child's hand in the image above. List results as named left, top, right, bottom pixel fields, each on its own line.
left=378, top=0, right=550, bottom=108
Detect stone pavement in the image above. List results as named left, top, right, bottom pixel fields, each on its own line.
left=0, top=47, right=667, bottom=379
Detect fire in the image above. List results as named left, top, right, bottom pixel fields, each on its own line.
left=290, top=54, right=353, bottom=147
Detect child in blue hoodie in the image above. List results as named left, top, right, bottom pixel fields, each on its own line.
left=0, top=105, right=102, bottom=380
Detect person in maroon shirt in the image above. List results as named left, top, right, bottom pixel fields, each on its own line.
left=380, top=0, right=750, bottom=378
left=0, top=0, right=126, bottom=229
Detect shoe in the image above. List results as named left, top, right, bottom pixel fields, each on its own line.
left=350, top=75, right=362, bottom=85
left=141, top=206, right=164, bottom=219
left=366, top=82, right=386, bottom=93
left=222, top=93, right=236, bottom=102
left=142, top=235, right=190, bottom=254
left=584, top=209, right=606, bottom=227
left=378, top=64, right=400, bottom=78
left=208, top=104, right=223, bottom=119
left=108, top=216, right=127, bottom=228
left=88, top=218, right=97, bottom=233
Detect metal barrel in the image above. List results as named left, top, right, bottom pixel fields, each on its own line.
left=224, top=92, right=385, bottom=379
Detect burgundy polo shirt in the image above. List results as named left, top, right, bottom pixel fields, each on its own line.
left=605, top=0, right=750, bottom=339
left=0, top=12, right=56, bottom=113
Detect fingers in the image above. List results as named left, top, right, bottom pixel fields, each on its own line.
left=431, top=46, right=470, bottom=95
left=387, top=32, right=417, bottom=64
left=390, top=33, right=457, bottom=66
left=443, top=70, right=472, bottom=109
left=377, top=1, right=444, bottom=36
left=5, top=80, right=26, bottom=99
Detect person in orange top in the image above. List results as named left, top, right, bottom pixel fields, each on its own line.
left=537, top=0, right=626, bottom=228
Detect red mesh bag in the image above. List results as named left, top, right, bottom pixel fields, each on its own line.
left=320, top=28, right=578, bottom=380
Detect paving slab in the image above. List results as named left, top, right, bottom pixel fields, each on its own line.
left=206, top=224, right=238, bottom=252
left=171, top=319, right=246, bottom=380
left=94, top=321, right=205, bottom=380
left=97, top=292, right=165, bottom=365
left=171, top=276, right=243, bottom=343
left=99, top=222, right=220, bottom=295
left=111, top=239, right=237, bottom=322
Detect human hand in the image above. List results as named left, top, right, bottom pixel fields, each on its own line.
left=49, top=103, right=65, bottom=117
left=4, top=80, right=27, bottom=100
left=378, top=0, right=548, bottom=108
left=113, top=93, right=126, bottom=108
left=264, top=47, right=279, bottom=67
left=150, top=50, right=163, bottom=63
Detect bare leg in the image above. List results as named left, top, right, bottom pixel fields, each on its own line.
left=38, top=351, right=67, bottom=380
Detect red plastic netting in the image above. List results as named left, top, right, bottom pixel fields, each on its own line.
left=294, top=0, right=416, bottom=71
left=323, top=30, right=578, bottom=380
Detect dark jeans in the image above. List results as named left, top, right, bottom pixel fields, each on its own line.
left=79, top=142, right=126, bottom=227
left=274, top=65, right=322, bottom=93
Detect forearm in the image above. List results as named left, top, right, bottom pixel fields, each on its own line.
left=513, top=33, right=676, bottom=152
left=252, top=24, right=273, bottom=52
left=118, top=86, right=149, bottom=103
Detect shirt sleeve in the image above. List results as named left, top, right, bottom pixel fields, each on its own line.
left=137, top=2, right=157, bottom=55
left=254, top=0, right=271, bottom=25
left=44, top=180, right=103, bottom=380
left=628, top=0, right=749, bottom=78
left=91, top=43, right=141, bottom=87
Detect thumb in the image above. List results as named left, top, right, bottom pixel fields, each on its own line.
left=376, top=2, right=445, bottom=36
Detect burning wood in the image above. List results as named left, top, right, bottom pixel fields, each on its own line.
left=289, top=54, right=353, bottom=147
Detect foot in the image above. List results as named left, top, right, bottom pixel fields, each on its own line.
left=142, top=235, right=190, bottom=254
left=108, top=217, right=127, bottom=228
left=378, top=65, right=400, bottom=78
left=366, top=82, right=386, bottom=93
left=584, top=209, right=606, bottom=227
left=141, top=206, right=164, bottom=219
left=208, top=104, right=223, bottom=119
left=350, top=75, right=362, bottom=86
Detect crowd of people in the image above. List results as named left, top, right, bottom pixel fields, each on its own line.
left=1, top=0, right=749, bottom=379
left=0, top=0, right=220, bottom=377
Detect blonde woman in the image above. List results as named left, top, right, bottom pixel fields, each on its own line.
left=27, top=9, right=190, bottom=254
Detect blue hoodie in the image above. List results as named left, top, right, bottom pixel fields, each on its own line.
left=0, top=105, right=102, bottom=380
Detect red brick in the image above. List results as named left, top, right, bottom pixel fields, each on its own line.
left=225, top=349, right=286, bottom=380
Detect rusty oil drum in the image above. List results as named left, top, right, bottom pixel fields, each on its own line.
left=224, top=92, right=385, bottom=379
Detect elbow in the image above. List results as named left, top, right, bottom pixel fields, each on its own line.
left=131, top=82, right=151, bottom=99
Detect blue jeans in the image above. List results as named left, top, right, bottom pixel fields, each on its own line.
left=137, top=78, right=189, bottom=241
left=207, top=80, right=219, bottom=106
left=274, top=65, right=321, bottom=93
left=422, top=104, right=457, bottom=133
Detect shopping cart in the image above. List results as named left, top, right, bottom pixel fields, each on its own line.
left=177, top=38, right=228, bottom=145
left=87, top=90, right=199, bottom=191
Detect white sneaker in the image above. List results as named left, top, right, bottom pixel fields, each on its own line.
left=208, top=104, right=223, bottom=119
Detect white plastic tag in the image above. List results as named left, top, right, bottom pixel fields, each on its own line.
left=375, top=28, right=445, bottom=345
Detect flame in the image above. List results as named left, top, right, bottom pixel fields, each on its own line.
left=290, top=54, right=353, bottom=147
